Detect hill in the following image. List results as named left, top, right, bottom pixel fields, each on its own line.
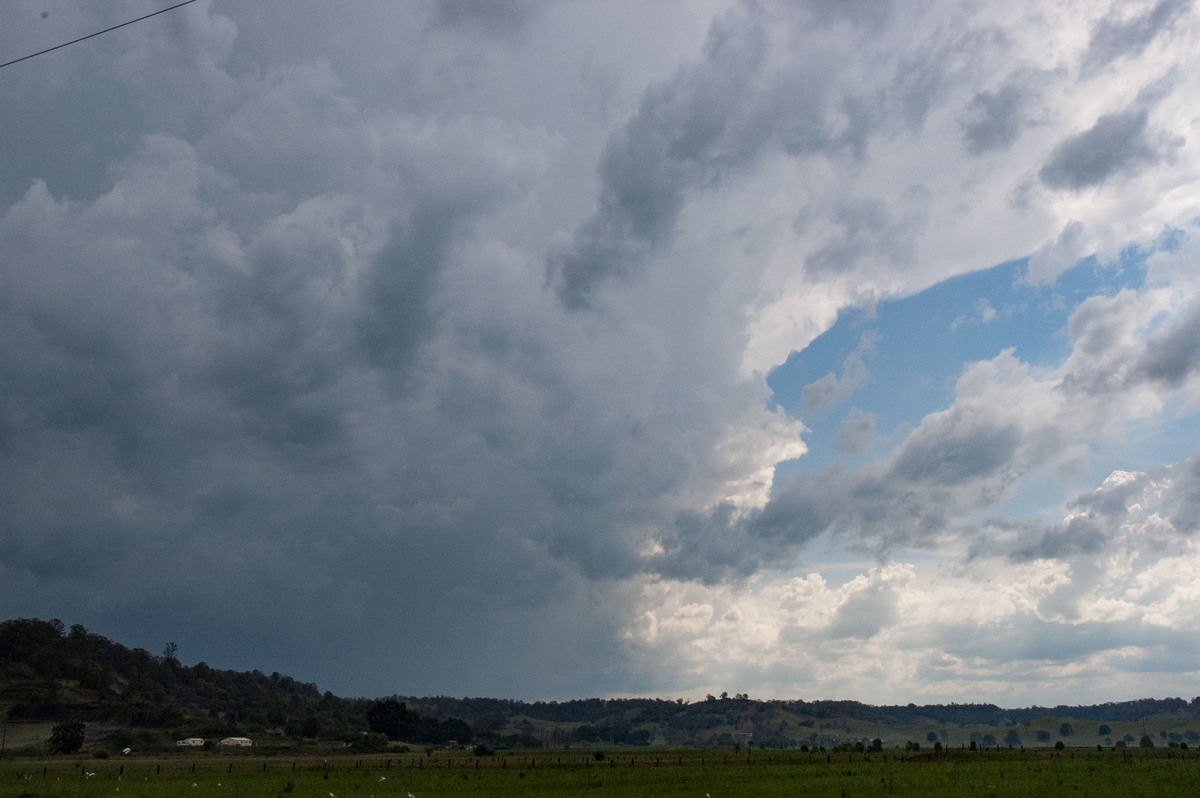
left=3, top=618, right=1199, bottom=754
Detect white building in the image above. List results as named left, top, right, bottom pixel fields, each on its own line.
left=176, top=738, right=205, bottom=747
left=219, top=737, right=252, bottom=747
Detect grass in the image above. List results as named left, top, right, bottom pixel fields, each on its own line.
left=0, top=723, right=54, bottom=751
left=2, top=748, right=1198, bottom=798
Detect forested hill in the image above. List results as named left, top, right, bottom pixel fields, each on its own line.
left=404, top=694, right=1200, bottom=729
left=0, top=617, right=364, bottom=737
left=3, top=618, right=1199, bottom=752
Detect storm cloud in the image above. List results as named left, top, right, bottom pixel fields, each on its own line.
left=2, top=0, right=1200, bottom=706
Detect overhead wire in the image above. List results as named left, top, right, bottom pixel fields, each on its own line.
left=0, top=0, right=202, bottom=71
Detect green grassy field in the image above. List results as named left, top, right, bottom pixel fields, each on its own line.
left=2, top=748, right=1198, bottom=798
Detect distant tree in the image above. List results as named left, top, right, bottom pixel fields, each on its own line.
left=355, top=733, right=390, bottom=753
left=367, top=699, right=419, bottom=741
left=933, top=741, right=943, bottom=752
left=926, top=731, right=939, bottom=742
left=1140, top=734, right=1154, bottom=749
left=1035, top=730, right=1051, bottom=743
left=1003, top=729, right=1021, bottom=747
left=1059, top=723, right=1073, bottom=737
left=870, top=738, right=882, bottom=752
left=1054, top=740, right=1065, bottom=750
left=48, top=722, right=85, bottom=754
left=1098, top=724, right=1112, bottom=736
left=300, top=716, right=321, bottom=738
left=161, top=642, right=178, bottom=664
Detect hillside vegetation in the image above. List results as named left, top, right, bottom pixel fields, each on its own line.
left=3, top=618, right=1199, bottom=755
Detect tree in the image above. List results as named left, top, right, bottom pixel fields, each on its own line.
left=366, top=699, right=419, bottom=741
left=48, top=722, right=85, bottom=754
left=300, top=716, right=321, bottom=738
left=1139, top=734, right=1155, bottom=749
left=1003, top=729, right=1022, bottom=748
left=1059, top=722, right=1073, bottom=737
left=1098, top=724, right=1112, bottom=736
left=1054, top=740, right=1065, bottom=750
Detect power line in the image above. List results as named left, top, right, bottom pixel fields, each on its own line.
left=0, top=0, right=202, bottom=71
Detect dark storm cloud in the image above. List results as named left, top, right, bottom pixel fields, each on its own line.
left=1082, top=0, right=1192, bottom=75
left=889, top=414, right=1021, bottom=486
left=429, top=0, right=546, bottom=35
left=359, top=208, right=458, bottom=377
left=1131, top=302, right=1200, bottom=388
left=802, top=0, right=894, bottom=30
left=0, top=42, right=575, bottom=693
left=1038, top=107, right=1167, bottom=189
left=547, top=1, right=916, bottom=308
left=5, top=0, right=1200, bottom=705
left=1168, top=457, right=1200, bottom=534
left=653, top=459, right=954, bottom=580
left=548, top=15, right=770, bottom=307
left=1007, top=514, right=1111, bottom=562
left=549, top=1, right=1026, bottom=307
left=960, top=82, right=1030, bottom=155
left=651, top=364, right=1046, bottom=578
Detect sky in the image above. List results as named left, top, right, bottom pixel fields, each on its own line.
left=2, top=0, right=1200, bottom=708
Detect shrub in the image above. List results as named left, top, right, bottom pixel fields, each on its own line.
left=48, top=722, right=85, bottom=754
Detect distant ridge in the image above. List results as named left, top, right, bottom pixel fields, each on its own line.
left=3, top=618, right=1198, bottom=752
